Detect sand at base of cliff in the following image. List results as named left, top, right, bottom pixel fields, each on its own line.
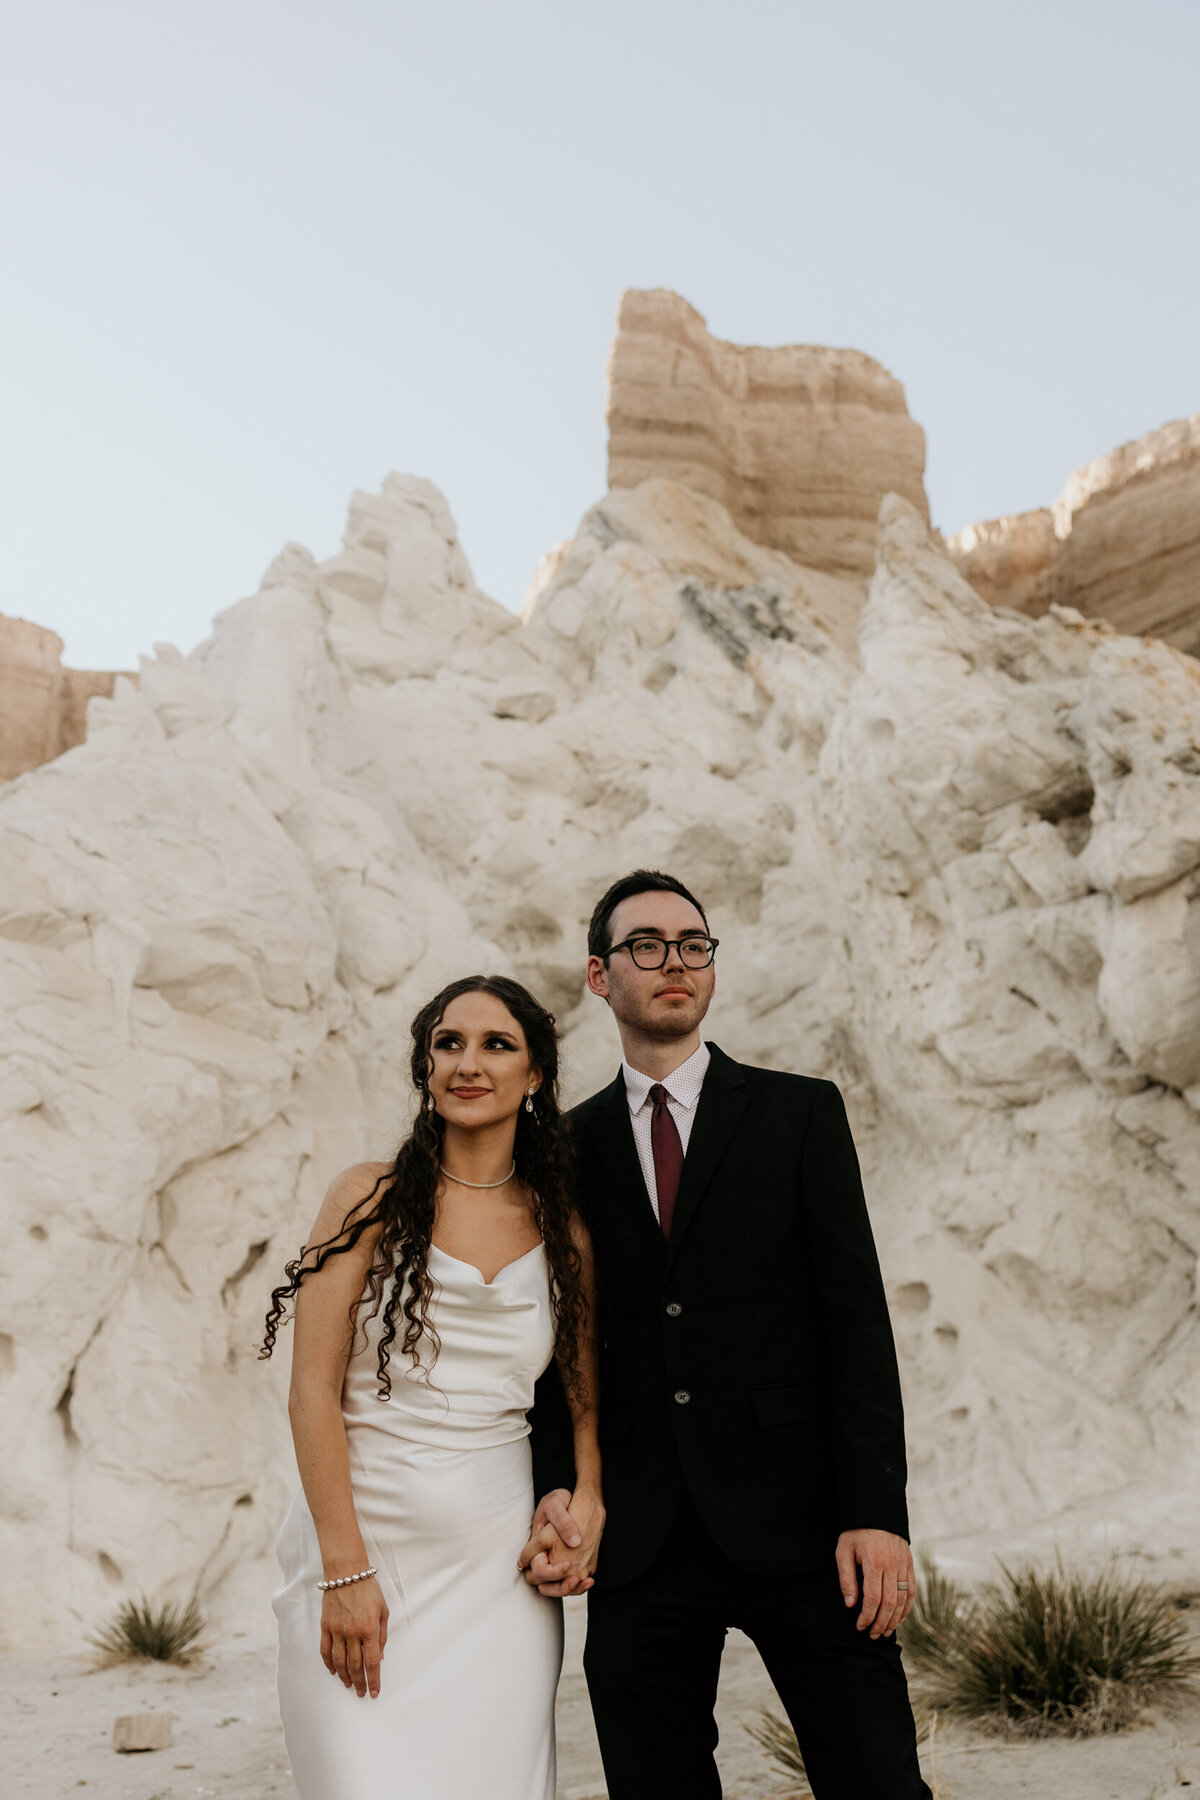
left=11, top=1601, right=1200, bottom=1799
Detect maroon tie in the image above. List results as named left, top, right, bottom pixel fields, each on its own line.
left=649, top=1084, right=684, bottom=1238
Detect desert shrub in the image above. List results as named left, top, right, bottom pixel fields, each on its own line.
left=744, top=1703, right=931, bottom=1794
left=899, top=1554, right=971, bottom=1665
left=906, top=1557, right=1199, bottom=1735
left=88, top=1594, right=206, bottom=1666
left=743, top=1706, right=811, bottom=1790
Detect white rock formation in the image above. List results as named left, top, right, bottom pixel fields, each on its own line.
left=3, top=469, right=1199, bottom=1652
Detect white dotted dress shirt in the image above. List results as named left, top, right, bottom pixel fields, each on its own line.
left=621, top=1041, right=712, bottom=1223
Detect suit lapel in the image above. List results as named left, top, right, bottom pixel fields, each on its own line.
left=580, top=1071, right=665, bottom=1253
left=665, top=1044, right=749, bottom=1270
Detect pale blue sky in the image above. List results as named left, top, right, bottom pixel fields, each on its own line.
left=3, top=0, right=1197, bottom=670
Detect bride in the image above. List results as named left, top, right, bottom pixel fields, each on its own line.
left=262, top=974, right=603, bottom=1799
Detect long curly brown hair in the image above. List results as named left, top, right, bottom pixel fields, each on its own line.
left=260, top=975, right=584, bottom=1399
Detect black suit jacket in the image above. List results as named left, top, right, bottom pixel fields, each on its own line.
left=529, top=1043, right=910, bottom=1587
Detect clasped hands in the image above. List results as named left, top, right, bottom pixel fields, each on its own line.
left=519, top=1496, right=915, bottom=1639
left=516, top=1486, right=605, bottom=1597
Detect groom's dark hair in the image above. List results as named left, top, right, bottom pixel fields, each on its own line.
left=587, top=869, right=709, bottom=959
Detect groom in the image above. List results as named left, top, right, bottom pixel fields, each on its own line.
left=521, top=869, right=930, bottom=1799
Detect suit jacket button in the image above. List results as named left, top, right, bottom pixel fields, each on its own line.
left=674, top=1389, right=691, bottom=1405
left=666, top=1302, right=682, bottom=1317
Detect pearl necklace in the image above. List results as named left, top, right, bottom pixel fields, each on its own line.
left=438, top=1160, right=516, bottom=1190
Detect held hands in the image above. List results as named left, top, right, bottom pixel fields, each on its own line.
left=835, top=1528, right=916, bottom=1640
left=517, top=1486, right=606, bottom=1598
left=321, top=1577, right=389, bottom=1698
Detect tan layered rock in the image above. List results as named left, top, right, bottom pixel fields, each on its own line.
left=944, top=509, right=1061, bottom=618
left=949, top=413, right=1200, bottom=653
left=0, top=614, right=130, bottom=780
left=606, top=288, right=929, bottom=577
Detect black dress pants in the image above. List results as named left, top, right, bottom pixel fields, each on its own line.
left=583, top=1492, right=931, bottom=1800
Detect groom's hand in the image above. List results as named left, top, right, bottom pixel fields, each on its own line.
left=518, top=1489, right=588, bottom=1597
left=527, top=1489, right=582, bottom=1552
left=835, top=1528, right=915, bottom=1639
left=520, top=1523, right=595, bottom=1596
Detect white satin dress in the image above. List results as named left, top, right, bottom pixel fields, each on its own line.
left=273, top=1244, right=563, bottom=1799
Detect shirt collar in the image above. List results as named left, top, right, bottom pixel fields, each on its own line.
left=621, top=1041, right=711, bottom=1114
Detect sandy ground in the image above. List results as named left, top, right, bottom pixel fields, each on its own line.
left=10, top=1599, right=1200, bottom=1799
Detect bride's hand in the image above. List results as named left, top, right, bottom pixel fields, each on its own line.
left=320, top=1578, right=389, bottom=1698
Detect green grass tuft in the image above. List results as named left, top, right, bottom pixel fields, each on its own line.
left=899, top=1553, right=971, bottom=1666
left=904, top=1555, right=1199, bottom=1735
left=88, top=1594, right=206, bottom=1667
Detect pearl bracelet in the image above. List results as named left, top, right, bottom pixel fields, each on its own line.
left=316, top=1565, right=377, bottom=1591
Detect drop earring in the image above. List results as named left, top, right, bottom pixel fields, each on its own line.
left=426, top=1092, right=436, bottom=1113
left=525, top=1092, right=535, bottom=1114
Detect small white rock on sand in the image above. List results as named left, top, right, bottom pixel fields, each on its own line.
left=9, top=1600, right=1200, bottom=1798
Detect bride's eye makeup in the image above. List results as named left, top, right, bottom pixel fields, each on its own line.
left=430, top=1031, right=520, bottom=1051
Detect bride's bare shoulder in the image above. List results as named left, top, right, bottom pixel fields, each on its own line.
left=308, top=1160, right=394, bottom=1248
left=330, top=1158, right=393, bottom=1193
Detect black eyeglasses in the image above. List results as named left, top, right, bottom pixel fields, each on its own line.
left=605, top=934, right=720, bottom=970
